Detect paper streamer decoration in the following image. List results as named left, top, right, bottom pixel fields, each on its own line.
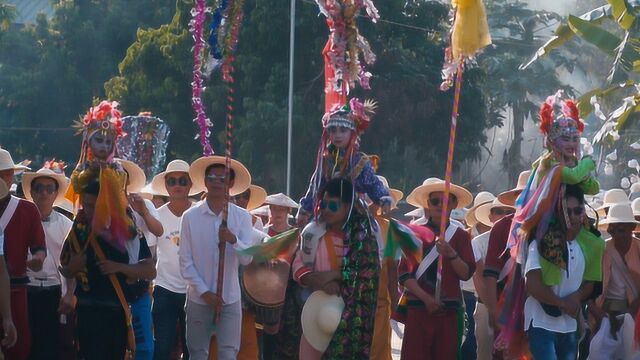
left=116, top=115, right=170, bottom=180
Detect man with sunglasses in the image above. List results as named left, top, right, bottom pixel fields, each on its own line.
left=400, top=178, right=475, bottom=360
left=588, top=203, right=640, bottom=358
left=179, top=156, right=258, bottom=360
left=22, top=163, right=75, bottom=360
left=524, top=184, right=603, bottom=360
left=294, top=178, right=380, bottom=359
left=0, top=148, right=45, bottom=360
left=149, top=159, right=200, bottom=360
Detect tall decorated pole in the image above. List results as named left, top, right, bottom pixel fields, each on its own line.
left=315, top=1, right=379, bottom=111
left=190, top=0, right=246, bottom=322
left=435, top=0, right=491, bottom=303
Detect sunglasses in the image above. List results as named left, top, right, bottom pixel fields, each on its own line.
left=206, top=174, right=227, bottom=183
left=33, top=183, right=57, bottom=194
left=428, top=196, right=457, bottom=208
left=166, top=176, right=189, bottom=187
left=320, top=199, right=341, bottom=212
left=235, top=193, right=251, bottom=200
left=566, top=206, right=584, bottom=216
left=491, top=208, right=515, bottom=216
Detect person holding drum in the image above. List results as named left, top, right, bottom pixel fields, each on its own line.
left=260, top=193, right=299, bottom=360
left=293, top=178, right=380, bottom=359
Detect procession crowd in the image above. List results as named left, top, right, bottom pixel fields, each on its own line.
left=0, top=93, right=639, bottom=360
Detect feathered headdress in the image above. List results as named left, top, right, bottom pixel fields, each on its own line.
left=43, top=159, right=66, bottom=175
left=323, top=98, right=377, bottom=135
left=74, top=100, right=125, bottom=139
left=539, top=91, right=584, bottom=141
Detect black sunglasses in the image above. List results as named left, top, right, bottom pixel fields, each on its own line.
left=33, top=183, right=57, bottom=194
left=428, top=195, right=457, bottom=207
left=491, top=208, right=515, bottom=216
left=320, top=199, right=341, bottom=212
left=166, top=176, right=189, bottom=187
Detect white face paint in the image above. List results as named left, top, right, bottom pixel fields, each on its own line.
left=328, top=126, right=352, bottom=149
left=89, top=131, right=115, bottom=160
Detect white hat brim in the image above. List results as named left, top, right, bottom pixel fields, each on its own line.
left=117, top=159, right=147, bottom=194
left=22, top=171, right=69, bottom=206
left=301, top=291, right=345, bottom=352
left=406, top=182, right=472, bottom=209
left=189, top=156, right=251, bottom=197
left=246, top=185, right=267, bottom=211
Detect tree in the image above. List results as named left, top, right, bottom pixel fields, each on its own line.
left=0, top=0, right=175, bottom=164
left=479, top=0, right=571, bottom=184
left=107, top=0, right=495, bottom=196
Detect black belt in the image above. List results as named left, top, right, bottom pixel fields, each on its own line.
left=10, top=276, right=29, bottom=286
left=27, top=284, right=61, bottom=293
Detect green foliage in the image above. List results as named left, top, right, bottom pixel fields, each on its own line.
left=0, top=0, right=175, bottom=163
left=106, top=0, right=493, bottom=195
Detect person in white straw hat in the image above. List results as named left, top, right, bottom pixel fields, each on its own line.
left=465, top=191, right=495, bottom=236
left=179, top=155, right=258, bottom=360
left=264, top=193, right=298, bottom=236
left=589, top=203, right=640, bottom=359
left=0, top=148, right=45, bottom=360
left=21, top=160, right=76, bottom=360
left=398, top=177, right=475, bottom=360
left=116, top=158, right=163, bottom=239
left=148, top=159, right=198, bottom=360
left=234, top=185, right=268, bottom=232
left=0, top=179, right=18, bottom=351
left=468, top=197, right=514, bottom=360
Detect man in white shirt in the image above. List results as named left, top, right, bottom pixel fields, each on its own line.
left=149, top=159, right=200, bottom=360
left=22, top=164, right=74, bottom=360
left=179, top=156, right=256, bottom=360
left=0, top=179, right=17, bottom=352
left=470, top=198, right=514, bottom=360
left=524, top=184, right=600, bottom=360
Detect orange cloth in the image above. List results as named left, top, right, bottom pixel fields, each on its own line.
left=207, top=309, right=258, bottom=360
left=370, top=217, right=392, bottom=360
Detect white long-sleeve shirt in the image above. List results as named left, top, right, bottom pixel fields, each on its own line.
left=179, top=200, right=256, bottom=305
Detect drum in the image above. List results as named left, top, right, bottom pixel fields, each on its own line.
left=240, top=260, right=291, bottom=325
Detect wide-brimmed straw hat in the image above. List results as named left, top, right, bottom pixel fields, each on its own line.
left=244, top=185, right=267, bottom=211
left=0, top=180, right=7, bottom=199
left=497, top=170, right=532, bottom=206
left=632, top=198, right=640, bottom=217
left=0, top=148, right=30, bottom=172
left=265, top=193, right=299, bottom=209
left=151, top=159, right=204, bottom=197
left=405, top=207, right=424, bottom=218
left=464, top=191, right=495, bottom=227
left=189, top=156, right=251, bottom=196
left=301, top=291, right=345, bottom=352
left=598, top=203, right=640, bottom=230
left=406, top=178, right=472, bottom=209
left=475, top=198, right=515, bottom=228
left=597, top=189, right=630, bottom=212
left=22, top=168, right=69, bottom=206
left=250, top=204, right=270, bottom=218
left=116, top=158, right=146, bottom=193
left=377, top=175, right=404, bottom=206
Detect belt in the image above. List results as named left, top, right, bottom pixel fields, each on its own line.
left=27, top=284, right=61, bottom=293
left=10, top=276, right=29, bottom=286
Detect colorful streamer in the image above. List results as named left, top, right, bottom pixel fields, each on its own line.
left=189, top=0, right=214, bottom=156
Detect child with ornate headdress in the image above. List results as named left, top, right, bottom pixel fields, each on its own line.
left=297, top=98, right=393, bottom=223
left=495, top=91, right=604, bottom=358
left=60, top=101, right=156, bottom=359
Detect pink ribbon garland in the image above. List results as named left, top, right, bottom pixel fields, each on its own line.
left=190, top=0, right=215, bottom=156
